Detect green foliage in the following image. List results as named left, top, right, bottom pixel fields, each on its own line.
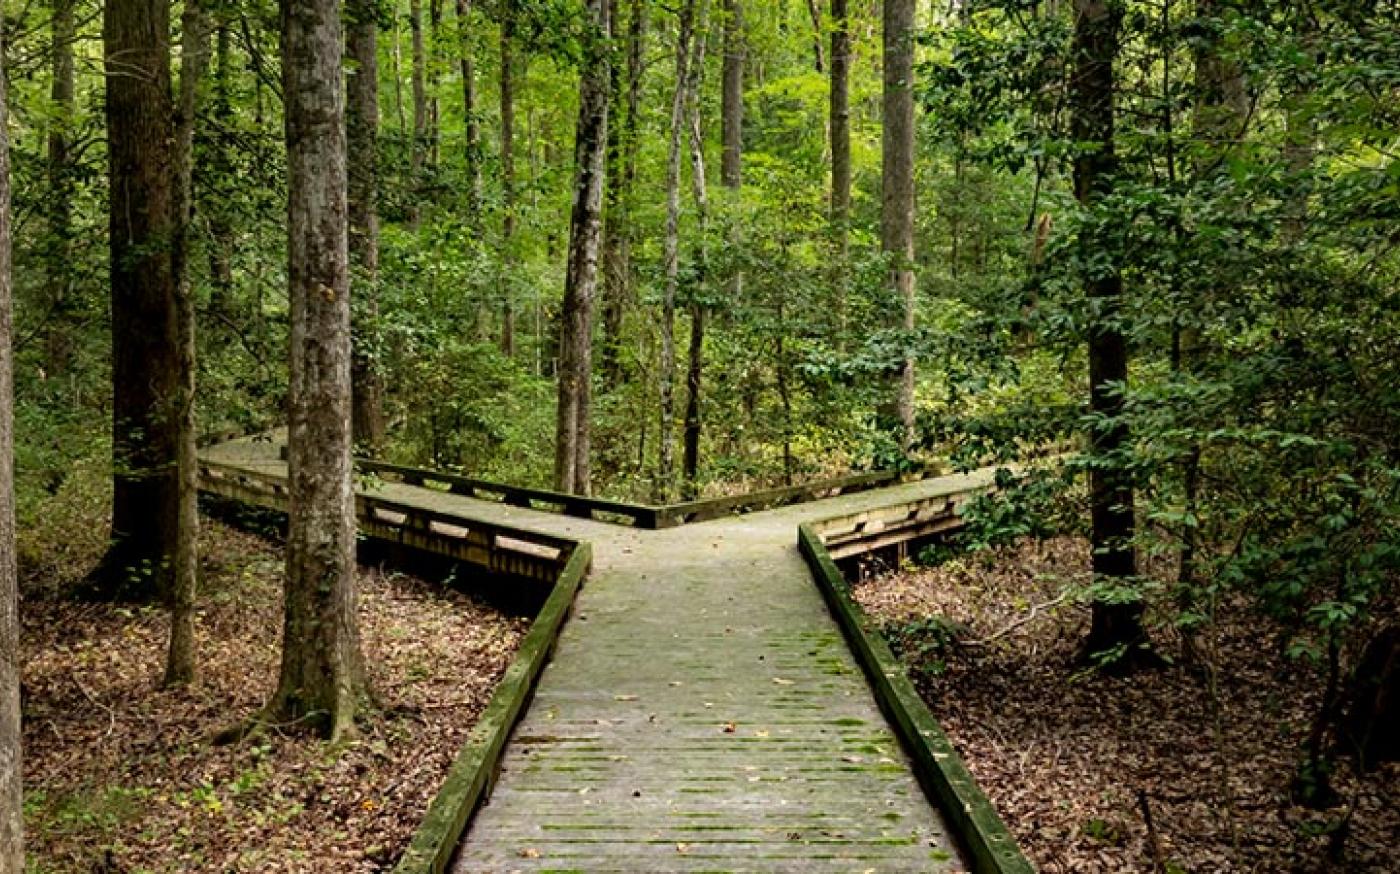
left=882, top=615, right=965, bottom=681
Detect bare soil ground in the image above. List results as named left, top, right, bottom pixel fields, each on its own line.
left=855, top=537, right=1399, bottom=874
left=23, top=520, right=527, bottom=873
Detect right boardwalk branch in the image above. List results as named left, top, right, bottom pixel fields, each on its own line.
left=799, top=521, right=1035, bottom=874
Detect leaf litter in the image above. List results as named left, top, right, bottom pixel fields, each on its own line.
left=855, top=536, right=1399, bottom=874
left=24, top=520, right=528, bottom=872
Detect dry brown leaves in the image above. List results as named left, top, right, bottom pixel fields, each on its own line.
left=856, top=537, right=1399, bottom=874
left=24, top=520, right=528, bottom=872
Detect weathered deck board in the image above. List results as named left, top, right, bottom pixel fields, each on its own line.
left=201, top=437, right=994, bottom=872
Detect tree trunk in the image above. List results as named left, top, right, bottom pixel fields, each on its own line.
left=804, top=0, right=825, bottom=72
left=428, top=0, right=442, bottom=168
left=829, top=0, right=849, bottom=339
left=457, top=0, right=482, bottom=210
left=45, top=0, right=76, bottom=377
left=554, top=0, right=610, bottom=495
left=165, top=0, right=208, bottom=687
left=881, top=0, right=915, bottom=449
left=499, top=8, right=516, bottom=356
left=1177, top=0, right=1247, bottom=604
left=682, top=2, right=710, bottom=492
left=348, top=0, right=387, bottom=451
left=1072, top=0, right=1153, bottom=666
left=207, top=22, right=237, bottom=314
left=1341, top=625, right=1400, bottom=770
left=0, top=13, right=23, bottom=867
left=721, top=0, right=743, bottom=190
left=599, top=0, right=627, bottom=384
left=1281, top=3, right=1317, bottom=247
left=100, top=0, right=183, bottom=603
left=273, top=0, right=363, bottom=740
left=658, top=0, right=698, bottom=500
left=409, top=0, right=428, bottom=224
left=391, top=4, right=408, bottom=134
left=457, top=0, right=489, bottom=340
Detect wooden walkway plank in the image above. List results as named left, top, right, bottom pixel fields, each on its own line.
left=200, top=437, right=997, bottom=872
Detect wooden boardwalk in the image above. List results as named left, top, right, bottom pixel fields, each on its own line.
left=202, top=438, right=994, bottom=873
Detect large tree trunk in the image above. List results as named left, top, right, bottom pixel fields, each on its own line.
left=881, top=0, right=915, bottom=449
left=658, top=0, right=698, bottom=500
left=681, top=2, right=710, bottom=492
left=829, top=0, right=849, bottom=337
left=348, top=0, right=387, bottom=451
left=45, top=0, right=76, bottom=377
left=100, top=0, right=183, bottom=603
left=165, top=0, right=208, bottom=687
left=273, top=0, right=363, bottom=740
left=0, top=13, right=23, bottom=868
left=1072, top=0, right=1153, bottom=666
left=499, top=7, right=516, bottom=356
left=554, top=0, right=610, bottom=495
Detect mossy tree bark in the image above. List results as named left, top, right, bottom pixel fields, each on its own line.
left=272, top=0, right=365, bottom=741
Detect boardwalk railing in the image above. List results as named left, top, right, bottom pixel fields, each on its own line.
left=809, top=490, right=975, bottom=561
left=800, top=490, right=1033, bottom=874
left=357, top=459, right=661, bottom=528
left=357, top=455, right=947, bottom=530
left=395, top=542, right=592, bottom=874
left=199, top=455, right=595, bottom=874
left=199, top=459, right=574, bottom=582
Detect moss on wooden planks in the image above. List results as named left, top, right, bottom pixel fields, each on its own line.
left=798, top=523, right=1034, bottom=874
left=394, top=541, right=592, bottom=874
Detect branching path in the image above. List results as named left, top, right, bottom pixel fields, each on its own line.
left=202, top=438, right=995, bottom=872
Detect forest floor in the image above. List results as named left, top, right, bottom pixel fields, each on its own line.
left=855, top=537, right=1399, bottom=874
left=22, top=519, right=528, bottom=873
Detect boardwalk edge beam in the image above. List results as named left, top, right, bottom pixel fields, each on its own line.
left=798, top=523, right=1035, bottom=874
left=394, top=540, right=592, bottom=874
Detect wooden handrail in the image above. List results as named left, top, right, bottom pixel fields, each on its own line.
left=198, top=459, right=574, bottom=581
left=810, top=489, right=982, bottom=560
left=356, top=459, right=659, bottom=528
left=356, top=456, right=945, bottom=530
